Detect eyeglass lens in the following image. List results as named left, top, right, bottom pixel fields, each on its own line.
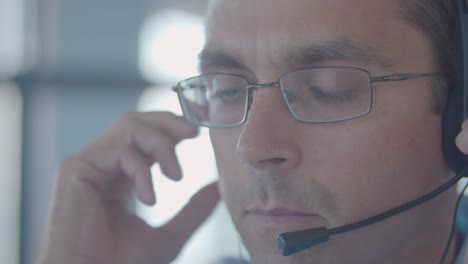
left=177, top=68, right=372, bottom=127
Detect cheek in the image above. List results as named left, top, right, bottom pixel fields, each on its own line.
left=209, top=128, right=244, bottom=214
left=210, top=127, right=241, bottom=180
left=307, top=107, right=446, bottom=223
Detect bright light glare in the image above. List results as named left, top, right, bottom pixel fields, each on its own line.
left=136, top=87, right=216, bottom=227
left=0, top=83, right=22, bottom=264
left=0, top=0, right=25, bottom=78
left=137, top=88, right=248, bottom=263
left=137, top=10, right=249, bottom=261
left=139, top=9, right=205, bottom=84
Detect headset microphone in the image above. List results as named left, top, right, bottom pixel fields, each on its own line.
left=277, top=0, right=468, bottom=257
left=277, top=169, right=467, bottom=256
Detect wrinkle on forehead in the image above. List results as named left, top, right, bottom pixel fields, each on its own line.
left=205, top=0, right=432, bottom=77
left=199, top=38, right=396, bottom=75
left=205, top=0, right=286, bottom=72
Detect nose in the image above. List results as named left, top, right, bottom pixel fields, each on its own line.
left=236, top=87, right=301, bottom=171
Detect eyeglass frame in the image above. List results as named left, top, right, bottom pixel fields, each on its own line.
left=172, top=66, right=441, bottom=128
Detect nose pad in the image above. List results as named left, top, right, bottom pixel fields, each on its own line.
left=245, top=82, right=281, bottom=121
left=246, top=88, right=255, bottom=115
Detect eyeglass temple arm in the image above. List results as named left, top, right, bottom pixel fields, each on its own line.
left=172, top=84, right=200, bottom=92
left=370, top=72, right=441, bottom=83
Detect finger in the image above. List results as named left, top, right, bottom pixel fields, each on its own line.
left=78, top=112, right=191, bottom=189
left=130, top=112, right=198, bottom=181
left=129, top=124, right=183, bottom=181
left=137, top=112, right=199, bottom=140
left=119, top=146, right=156, bottom=205
left=158, top=148, right=183, bottom=182
left=165, top=182, right=220, bottom=243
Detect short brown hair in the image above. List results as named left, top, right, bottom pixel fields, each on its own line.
left=399, top=0, right=456, bottom=113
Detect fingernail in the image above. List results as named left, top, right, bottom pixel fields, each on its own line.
left=171, top=167, right=183, bottom=182
left=142, top=188, right=156, bottom=205
left=206, top=182, right=220, bottom=200
left=161, top=163, right=182, bottom=182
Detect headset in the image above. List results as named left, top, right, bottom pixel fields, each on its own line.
left=446, top=0, right=468, bottom=172
left=276, top=0, right=468, bottom=262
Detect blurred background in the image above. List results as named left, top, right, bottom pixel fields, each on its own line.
left=0, top=0, right=249, bottom=263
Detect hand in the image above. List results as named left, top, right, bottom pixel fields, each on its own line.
left=37, top=112, right=220, bottom=264
left=457, top=119, right=468, bottom=155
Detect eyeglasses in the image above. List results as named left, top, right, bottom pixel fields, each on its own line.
left=172, top=66, right=440, bottom=128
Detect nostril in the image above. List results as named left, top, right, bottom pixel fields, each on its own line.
left=259, top=157, right=288, bottom=165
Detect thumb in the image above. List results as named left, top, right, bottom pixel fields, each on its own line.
left=166, top=182, right=220, bottom=244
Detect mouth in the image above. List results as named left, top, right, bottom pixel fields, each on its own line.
left=247, top=207, right=324, bottom=227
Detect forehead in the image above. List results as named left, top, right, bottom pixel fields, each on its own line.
left=204, top=0, right=432, bottom=76
left=207, top=0, right=396, bottom=31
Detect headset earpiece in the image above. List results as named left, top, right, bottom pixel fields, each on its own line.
left=443, top=0, right=468, bottom=175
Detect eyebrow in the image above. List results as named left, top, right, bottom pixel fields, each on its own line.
left=287, top=39, right=395, bottom=69
left=198, top=39, right=395, bottom=73
left=198, top=49, right=248, bottom=73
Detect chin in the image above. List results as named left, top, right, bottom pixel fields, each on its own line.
left=241, top=232, right=305, bottom=264
left=248, top=251, right=313, bottom=264
left=241, top=231, right=339, bottom=264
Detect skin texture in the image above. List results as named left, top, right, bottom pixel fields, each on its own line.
left=205, top=0, right=458, bottom=263
left=37, top=0, right=468, bottom=264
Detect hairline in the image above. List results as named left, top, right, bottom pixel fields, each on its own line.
left=396, top=0, right=454, bottom=113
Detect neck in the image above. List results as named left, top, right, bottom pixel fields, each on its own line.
left=384, top=187, right=461, bottom=264
left=443, top=235, right=462, bottom=264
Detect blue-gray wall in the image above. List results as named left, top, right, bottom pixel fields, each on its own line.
left=19, top=0, right=207, bottom=263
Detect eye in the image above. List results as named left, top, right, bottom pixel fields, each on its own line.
left=309, top=86, right=356, bottom=103
left=211, top=87, right=246, bottom=102
left=283, top=89, right=296, bottom=103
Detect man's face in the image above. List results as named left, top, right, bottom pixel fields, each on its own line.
left=205, top=0, right=453, bottom=263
